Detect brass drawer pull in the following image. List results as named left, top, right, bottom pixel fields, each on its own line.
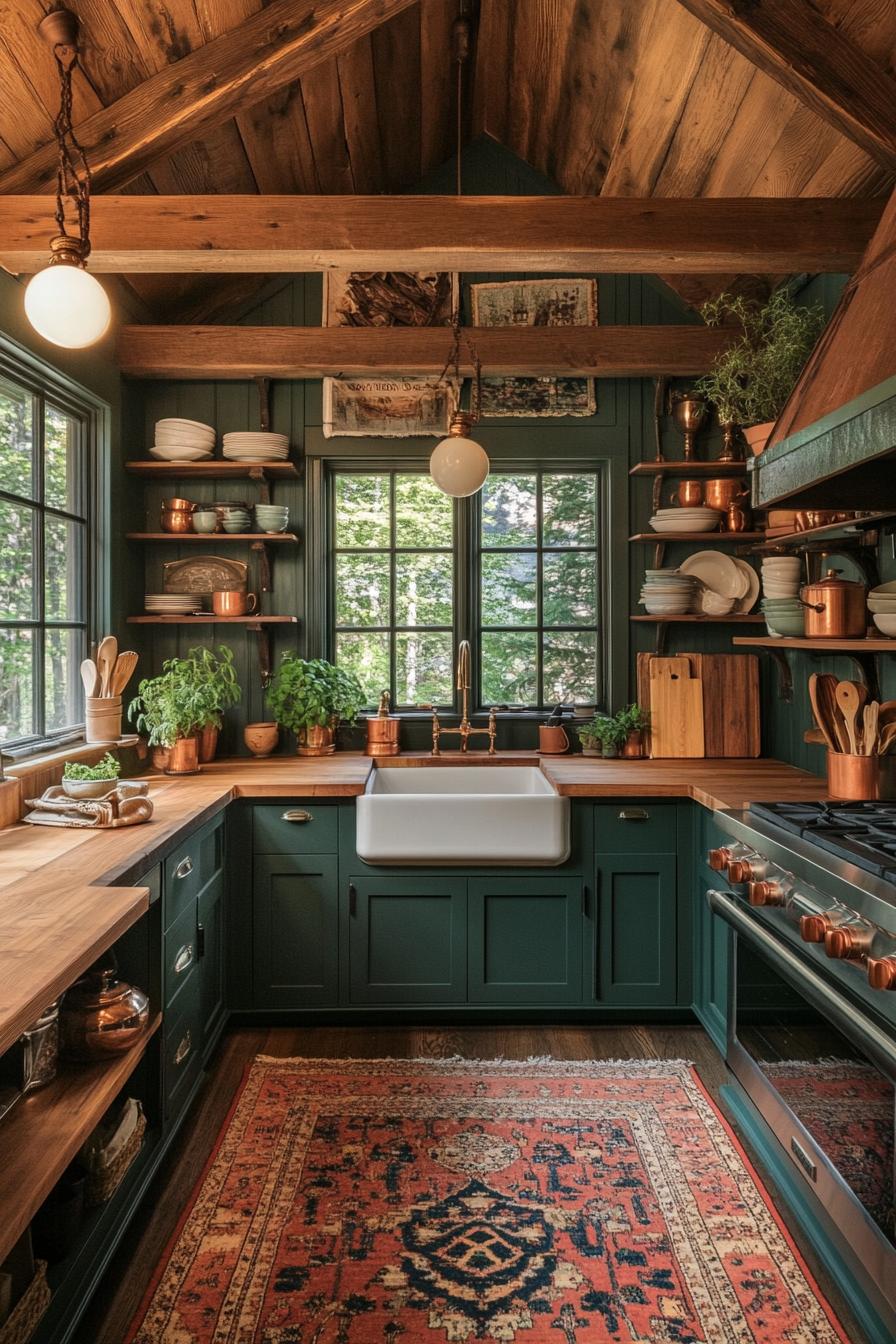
left=174, top=1030, right=192, bottom=1067
left=618, top=808, right=649, bottom=821
left=174, top=856, right=193, bottom=879
left=281, top=809, right=313, bottom=823
left=173, top=943, right=194, bottom=975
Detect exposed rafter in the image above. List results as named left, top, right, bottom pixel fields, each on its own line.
left=676, top=0, right=896, bottom=172
left=117, top=324, right=735, bottom=380
left=0, top=0, right=419, bottom=195
left=0, top=195, right=880, bottom=275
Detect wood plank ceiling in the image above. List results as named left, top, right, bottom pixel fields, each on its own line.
left=0, top=0, right=893, bottom=321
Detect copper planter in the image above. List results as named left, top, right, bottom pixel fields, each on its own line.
left=165, top=734, right=201, bottom=774
left=297, top=725, right=335, bottom=757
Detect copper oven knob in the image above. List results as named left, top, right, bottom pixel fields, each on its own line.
left=727, top=859, right=752, bottom=883
left=708, top=847, right=732, bottom=872
left=824, top=927, right=857, bottom=959
left=867, top=957, right=896, bottom=990
left=800, top=913, right=833, bottom=943
left=748, top=880, right=783, bottom=907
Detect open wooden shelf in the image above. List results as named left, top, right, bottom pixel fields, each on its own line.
left=0, top=1014, right=161, bottom=1265
left=125, top=461, right=298, bottom=479
left=750, top=511, right=894, bottom=552
left=629, top=531, right=765, bottom=543
left=630, top=461, right=748, bottom=477
left=733, top=635, right=896, bottom=651
left=126, top=532, right=298, bottom=542
left=632, top=614, right=764, bottom=623
left=127, top=614, right=297, bottom=624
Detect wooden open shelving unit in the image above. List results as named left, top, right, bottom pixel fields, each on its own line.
left=127, top=614, right=297, bottom=624
left=126, top=532, right=298, bottom=543
left=629, top=461, right=748, bottom=476
left=749, top=511, right=895, bottom=553
left=630, top=531, right=764, bottom=544
left=632, top=614, right=764, bottom=624
left=733, top=635, right=896, bottom=652
left=126, top=460, right=298, bottom=480
left=0, top=1015, right=161, bottom=1265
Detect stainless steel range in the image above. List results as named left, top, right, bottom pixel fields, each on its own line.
left=708, top=801, right=896, bottom=1338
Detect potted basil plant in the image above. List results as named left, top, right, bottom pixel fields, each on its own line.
left=179, top=645, right=241, bottom=762
left=128, top=658, right=208, bottom=774
left=266, top=655, right=366, bottom=756
left=578, top=714, right=627, bottom=758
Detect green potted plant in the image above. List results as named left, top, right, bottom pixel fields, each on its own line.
left=578, top=713, right=627, bottom=758
left=128, top=657, right=208, bottom=775
left=617, top=703, right=651, bottom=758
left=266, top=655, right=366, bottom=756
left=179, top=645, right=241, bottom=762
left=694, top=289, right=824, bottom=456
left=62, top=752, right=121, bottom=799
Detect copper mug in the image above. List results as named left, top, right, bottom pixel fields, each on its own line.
left=212, top=589, right=258, bottom=617
left=676, top=480, right=703, bottom=508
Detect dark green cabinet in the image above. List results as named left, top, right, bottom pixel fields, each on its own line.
left=693, top=868, right=730, bottom=1050
left=198, top=874, right=226, bottom=1056
left=253, top=854, right=339, bottom=1007
left=348, top=876, right=467, bottom=1004
left=594, top=853, right=677, bottom=1006
left=468, top=876, right=583, bottom=1003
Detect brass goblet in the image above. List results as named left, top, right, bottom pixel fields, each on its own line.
left=671, top=395, right=707, bottom=462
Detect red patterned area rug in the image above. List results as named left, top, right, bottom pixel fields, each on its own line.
left=127, top=1057, right=850, bottom=1343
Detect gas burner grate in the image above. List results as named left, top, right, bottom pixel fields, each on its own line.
left=748, top=801, right=896, bottom=884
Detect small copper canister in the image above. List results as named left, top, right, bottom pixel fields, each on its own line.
left=365, top=690, right=400, bottom=757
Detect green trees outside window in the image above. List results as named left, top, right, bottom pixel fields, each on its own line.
left=0, top=371, right=90, bottom=747
left=331, top=468, right=601, bottom=711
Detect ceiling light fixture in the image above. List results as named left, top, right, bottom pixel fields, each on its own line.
left=24, top=6, right=111, bottom=349
left=430, top=4, right=489, bottom=499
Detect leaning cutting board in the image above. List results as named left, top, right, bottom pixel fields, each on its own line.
left=637, top=653, right=759, bottom=757
left=648, top=657, right=705, bottom=758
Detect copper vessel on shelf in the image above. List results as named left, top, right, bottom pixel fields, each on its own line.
left=297, top=724, right=336, bottom=757
left=704, top=477, right=746, bottom=511
left=800, top=569, right=867, bottom=639
left=826, top=751, right=879, bottom=801
left=670, top=395, right=707, bottom=462
left=365, top=691, right=400, bottom=757
left=160, top=498, right=195, bottom=534
left=676, top=479, right=703, bottom=508
left=60, top=966, right=150, bottom=1060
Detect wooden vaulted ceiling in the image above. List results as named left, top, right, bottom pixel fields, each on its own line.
left=0, top=0, right=893, bottom=322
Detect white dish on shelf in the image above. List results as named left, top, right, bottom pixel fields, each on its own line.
left=150, top=445, right=213, bottom=463
left=696, top=589, right=735, bottom=615
left=732, top=559, right=760, bottom=613
left=872, top=614, right=896, bottom=636
left=156, top=417, right=215, bottom=434
left=679, top=549, right=743, bottom=600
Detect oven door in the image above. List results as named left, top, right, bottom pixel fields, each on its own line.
left=708, top=888, right=896, bottom=1322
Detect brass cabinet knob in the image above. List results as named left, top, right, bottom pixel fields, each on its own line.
left=867, top=956, right=896, bottom=990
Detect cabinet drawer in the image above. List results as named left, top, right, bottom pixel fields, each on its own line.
left=164, top=818, right=224, bottom=927
left=164, top=899, right=198, bottom=1012
left=253, top=804, right=339, bottom=854
left=163, top=976, right=202, bottom=1123
left=594, top=802, right=676, bottom=852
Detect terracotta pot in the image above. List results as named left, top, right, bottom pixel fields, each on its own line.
left=742, top=420, right=775, bottom=456
left=198, top=723, right=219, bottom=763
left=297, top=724, right=335, bottom=757
left=165, top=734, right=201, bottom=774
left=151, top=745, right=170, bottom=771
left=60, top=966, right=150, bottom=1060
left=621, top=730, right=644, bottom=759
left=245, top=722, right=279, bottom=757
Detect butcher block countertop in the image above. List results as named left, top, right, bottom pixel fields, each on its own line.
left=0, top=753, right=824, bottom=1053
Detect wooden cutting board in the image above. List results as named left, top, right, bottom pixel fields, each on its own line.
left=637, top=653, right=759, bottom=757
left=648, top=657, right=705, bottom=758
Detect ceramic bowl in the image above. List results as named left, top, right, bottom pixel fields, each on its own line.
left=192, top=510, right=218, bottom=533
left=765, top=617, right=805, bottom=637
left=222, top=519, right=251, bottom=534
left=62, top=778, right=117, bottom=799
left=872, top=613, right=896, bottom=637
left=870, top=581, right=896, bottom=596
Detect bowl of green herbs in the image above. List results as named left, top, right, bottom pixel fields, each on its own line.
left=62, top=753, right=122, bottom=798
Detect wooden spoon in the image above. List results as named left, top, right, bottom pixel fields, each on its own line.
left=818, top=675, right=850, bottom=753
left=862, top=701, right=879, bottom=756
left=110, top=650, right=138, bottom=698
left=808, top=674, right=838, bottom=753
left=96, top=635, right=118, bottom=698
left=80, top=658, right=99, bottom=699
left=878, top=722, right=896, bottom=755
left=835, top=681, right=862, bottom=755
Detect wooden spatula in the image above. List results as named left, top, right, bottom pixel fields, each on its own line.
left=80, top=658, right=99, bottom=699
left=862, top=701, right=879, bottom=756
left=96, top=635, right=118, bottom=698
left=835, top=681, right=862, bottom=755
left=808, top=674, right=838, bottom=752
left=110, top=650, right=138, bottom=698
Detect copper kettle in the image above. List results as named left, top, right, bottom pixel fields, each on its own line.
left=60, top=963, right=150, bottom=1060
left=800, top=569, right=867, bottom=638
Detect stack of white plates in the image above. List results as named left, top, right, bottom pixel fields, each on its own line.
left=639, top=568, right=701, bottom=615
left=869, top=581, right=896, bottom=636
left=222, top=432, right=289, bottom=462
left=679, top=551, right=759, bottom=615
left=761, top=556, right=802, bottom=598
left=649, top=507, right=723, bottom=534
left=145, top=593, right=201, bottom=615
left=150, top=418, right=216, bottom=463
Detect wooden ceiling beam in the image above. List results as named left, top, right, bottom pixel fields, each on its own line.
left=0, top=196, right=880, bottom=275
left=676, top=0, right=896, bottom=172
left=117, top=324, right=734, bottom=380
left=0, top=0, right=419, bottom=195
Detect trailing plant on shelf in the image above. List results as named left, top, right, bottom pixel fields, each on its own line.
left=693, top=288, right=824, bottom=454
left=266, top=655, right=366, bottom=756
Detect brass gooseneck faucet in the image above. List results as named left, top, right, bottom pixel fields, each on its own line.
left=425, top=639, right=497, bottom=755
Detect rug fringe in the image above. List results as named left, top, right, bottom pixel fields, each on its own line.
left=252, top=1053, right=695, bottom=1070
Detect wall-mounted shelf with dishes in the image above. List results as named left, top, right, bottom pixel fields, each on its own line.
left=732, top=631, right=894, bottom=702
left=630, top=531, right=764, bottom=544
left=127, top=615, right=298, bottom=625
left=126, top=532, right=298, bottom=543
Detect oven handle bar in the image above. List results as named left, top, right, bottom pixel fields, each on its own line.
left=707, top=888, right=896, bottom=1079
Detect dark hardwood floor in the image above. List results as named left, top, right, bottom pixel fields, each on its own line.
left=77, top=1024, right=864, bottom=1344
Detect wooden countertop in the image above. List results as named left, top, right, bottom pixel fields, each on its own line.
left=0, top=753, right=824, bottom=1053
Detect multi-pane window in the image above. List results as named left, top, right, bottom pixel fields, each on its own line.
left=331, top=467, right=602, bottom=712
left=479, top=472, right=599, bottom=707
left=0, top=373, right=90, bottom=748
left=333, top=472, right=455, bottom=707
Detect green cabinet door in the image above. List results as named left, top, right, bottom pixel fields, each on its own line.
left=595, top=853, right=677, bottom=1006
left=348, top=876, right=467, bottom=1004
left=253, top=854, right=339, bottom=1007
left=693, top=868, right=731, bottom=1052
left=468, top=876, right=583, bottom=1004
left=198, top=874, right=226, bottom=1057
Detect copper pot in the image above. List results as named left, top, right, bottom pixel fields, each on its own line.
left=704, top=477, right=745, bottom=511
left=366, top=691, right=400, bottom=757
left=60, top=966, right=150, bottom=1060
left=297, top=724, right=335, bottom=757
left=676, top=480, right=703, bottom=508
left=160, top=498, right=195, bottom=533
left=800, top=569, right=867, bottom=638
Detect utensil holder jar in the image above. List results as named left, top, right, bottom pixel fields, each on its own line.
left=826, top=751, right=879, bottom=800
left=85, top=695, right=122, bottom=743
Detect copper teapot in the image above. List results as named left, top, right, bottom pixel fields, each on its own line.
left=800, top=569, right=867, bottom=639
left=60, top=963, right=150, bottom=1060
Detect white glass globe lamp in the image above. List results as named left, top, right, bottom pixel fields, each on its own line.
left=24, top=236, right=111, bottom=350
left=430, top=412, right=489, bottom=498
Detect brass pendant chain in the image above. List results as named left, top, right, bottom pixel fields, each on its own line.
left=52, top=40, right=91, bottom=256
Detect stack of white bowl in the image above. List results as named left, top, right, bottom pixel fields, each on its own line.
left=639, top=568, right=701, bottom=615
left=254, top=503, right=290, bottom=534
left=649, top=506, right=723, bottom=534
left=222, top=432, right=289, bottom=462
left=150, top=418, right=215, bottom=463
left=760, top=556, right=804, bottom=637
left=868, top=581, right=896, bottom=637
left=145, top=593, right=200, bottom=615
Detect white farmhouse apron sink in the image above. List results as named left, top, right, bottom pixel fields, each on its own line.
left=355, top=765, right=570, bottom=866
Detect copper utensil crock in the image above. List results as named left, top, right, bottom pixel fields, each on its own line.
left=826, top=751, right=880, bottom=801
left=60, top=966, right=150, bottom=1060
left=801, top=569, right=867, bottom=639
left=366, top=690, right=401, bottom=757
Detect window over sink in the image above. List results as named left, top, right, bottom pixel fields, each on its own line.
left=330, top=467, right=602, bottom=712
